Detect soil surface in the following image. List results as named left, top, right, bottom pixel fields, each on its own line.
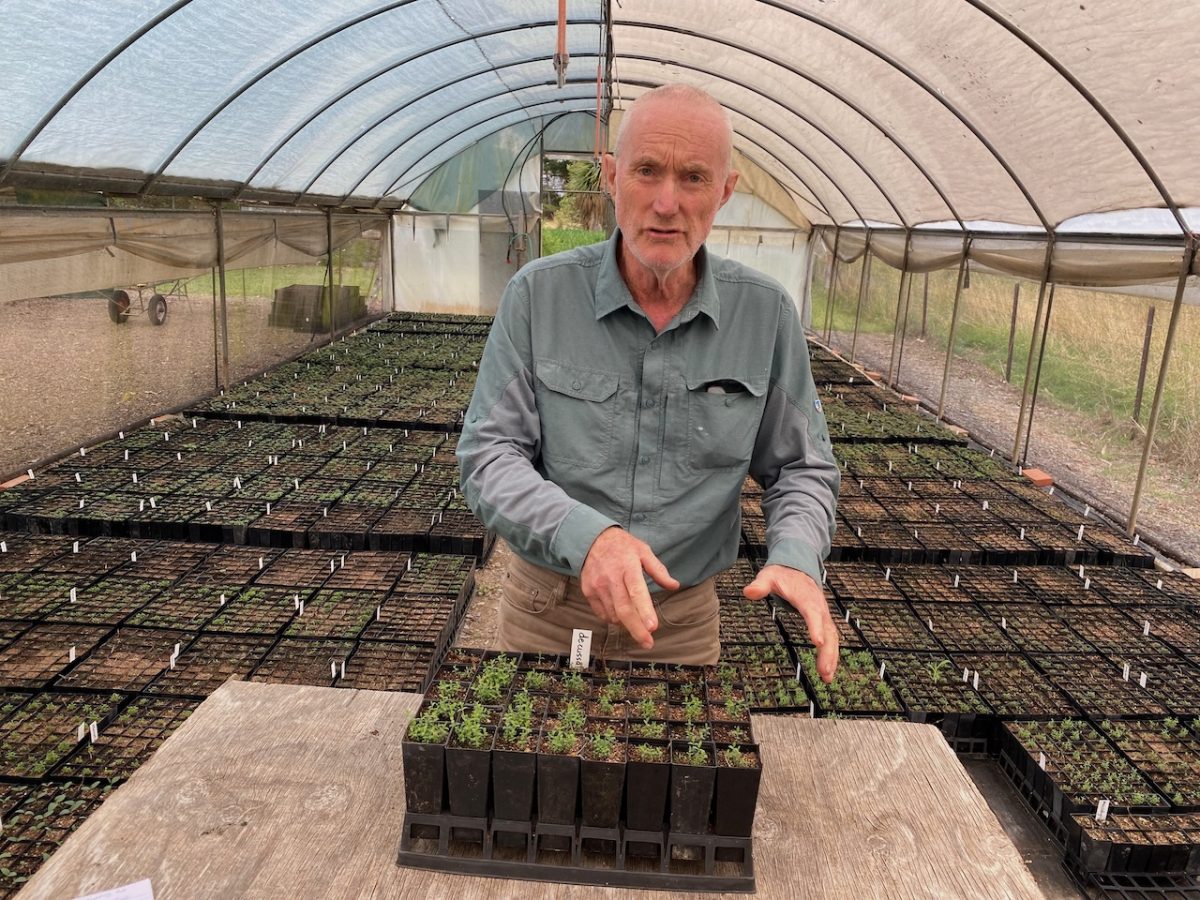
left=454, top=538, right=508, bottom=650
left=830, top=330, right=1199, bottom=568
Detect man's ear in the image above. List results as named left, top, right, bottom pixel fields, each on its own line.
left=600, top=153, right=617, bottom=196
left=719, top=169, right=740, bottom=208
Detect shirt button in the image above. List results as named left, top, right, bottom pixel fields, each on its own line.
left=639, top=456, right=650, bottom=465
left=572, top=381, right=582, bottom=390
left=648, top=340, right=658, bottom=350
left=642, top=398, right=655, bottom=409
left=633, top=513, right=646, bottom=522
left=725, top=397, right=736, bottom=406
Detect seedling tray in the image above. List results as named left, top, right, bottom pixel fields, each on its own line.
left=398, top=811, right=754, bottom=892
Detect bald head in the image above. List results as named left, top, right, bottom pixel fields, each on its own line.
left=614, top=85, right=734, bottom=177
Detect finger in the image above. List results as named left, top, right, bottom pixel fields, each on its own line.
left=789, top=591, right=828, bottom=650
left=742, top=573, right=773, bottom=601
left=641, top=550, right=680, bottom=592
left=584, top=592, right=616, bottom=625
left=616, top=572, right=656, bottom=649
left=816, top=619, right=840, bottom=683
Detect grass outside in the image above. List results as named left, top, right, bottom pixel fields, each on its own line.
left=541, top=226, right=606, bottom=257
left=808, top=254, right=1200, bottom=477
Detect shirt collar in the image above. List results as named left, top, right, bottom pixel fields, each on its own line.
left=594, top=229, right=721, bottom=329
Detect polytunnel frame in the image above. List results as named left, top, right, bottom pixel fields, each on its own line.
left=0, top=1, right=1195, bottom=552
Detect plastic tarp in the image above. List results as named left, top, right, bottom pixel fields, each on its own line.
left=0, top=210, right=377, bottom=304
left=1, top=0, right=1197, bottom=236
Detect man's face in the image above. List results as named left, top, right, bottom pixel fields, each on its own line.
left=602, top=98, right=739, bottom=281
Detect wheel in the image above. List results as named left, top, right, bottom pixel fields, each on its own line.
left=147, top=293, right=168, bottom=326
left=108, top=290, right=131, bottom=324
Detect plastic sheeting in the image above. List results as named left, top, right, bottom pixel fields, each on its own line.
left=1, top=0, right=1198, bottom=235
left=817, top=227, right=1197, bottom=301
left=0, top=210, right=380, bottom=304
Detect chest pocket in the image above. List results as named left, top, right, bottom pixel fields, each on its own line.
left=686, top=374, right=767, bottom=470
left=534, top=360, right=620, bottom=469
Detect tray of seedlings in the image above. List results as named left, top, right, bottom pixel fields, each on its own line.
left=398, top=650, right=758, bottom=892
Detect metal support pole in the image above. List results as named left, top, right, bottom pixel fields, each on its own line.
left=936, top=236, right=971, bottom=419
left=1020, top=282, right=1056, bottom=468
left=1011, top=237, right=1056, bottom=465
left=1132, top=305, right=1156, bottom=424
left=1129, top=236, right=1196, bottom=536
left=886, top=230, right=913, bottom=386
left=388, top=211, right=400, bottom=312
left=210, top=266, right=219, bottom=392
left=894, top=255, right=917, bottom=388
left=920, top=272, right=929, bottom=339
left=823, top=227, right=842, bottom=342
left=849, top=230, right=873, bottom=363
left=1004, top=283, right=1020, bottom=382
left=326, top=208, right=337, bottom=336
left=214, top=206, right=231, bottom=391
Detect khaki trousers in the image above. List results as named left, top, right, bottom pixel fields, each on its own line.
left=497, top=553, right=720, bottom=665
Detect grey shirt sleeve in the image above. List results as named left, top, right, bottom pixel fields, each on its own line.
left=748, top=294, right=840, bottom=584
left=457, top=275, right=618, bottom=575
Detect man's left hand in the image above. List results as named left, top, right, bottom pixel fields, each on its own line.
left=743, top=564, right=839, bottom=683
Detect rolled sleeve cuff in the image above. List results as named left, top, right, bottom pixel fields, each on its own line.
left=765, top=540, right=824, bottom=586
left=551, top=503, right=621, bottom=576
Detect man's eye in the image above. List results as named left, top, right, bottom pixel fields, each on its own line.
left=637, top=166, right=654, bottom=177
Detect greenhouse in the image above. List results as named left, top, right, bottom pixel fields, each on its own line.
left=1, top=2, right=1199, bottom=897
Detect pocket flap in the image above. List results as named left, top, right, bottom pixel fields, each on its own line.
left=536, top=360, right=619, bottom=402
left=685, top=374, right=768, bottom=397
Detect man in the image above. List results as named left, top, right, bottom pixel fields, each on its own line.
left=457, top=85, right=839, bottom=681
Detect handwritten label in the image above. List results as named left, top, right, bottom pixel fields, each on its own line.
left=73, top=877, right=157, bottom=900
left=570, top=628, right=593, bottom=670
left=1095, top=799, right=1110, bottom=822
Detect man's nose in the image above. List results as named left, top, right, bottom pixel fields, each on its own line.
left=652, top=177, right=680, bottom=216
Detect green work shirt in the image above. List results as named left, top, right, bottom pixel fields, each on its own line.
left=457, top=230, right=839, bottom=588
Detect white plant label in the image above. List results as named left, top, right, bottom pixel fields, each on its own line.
left=972, top=671, right=980, bottom=690
left=73, top=541, right=80, bottom=554
left=75, top=472, right=82, bottom=483
left=1084, top=578, right=1091, bottom=591
left=570, top=628, right=593, bottom=670
left=70, top=587, right=77, bottom=602
left=69, top=646, right=76, bottom=663
left=1122, top=663, right=1130, bottom=681
left=0, top=542, right=6, bottom=553
left=1095, top=799, right=1110, bottom=822
left=130, top=551, right=137, bottom=563
left=878, top=661, right=886, bottom=679
left=220, top=593, right=226, bottom=606
left=809, top=701, right=815, bottom=718
left=795, top=660, right=802, bottom=682
left=1139, top=672, right=1148, bottom=688
left=844, top=608, right=851, bottom=623
left=1157, top=579, right=1163, bottom=590
left=258, top=557, right=264, bottom=569
left=1133, top=534, right=1141, bottom=546
left=1038, top=752, right=1047, bottom=770
left=1019, top=528, right=1026, bottom=540
left=884, top=567, right=891, bottom=581
left=340, top=660, right=346, bottom=679
left=376, top=606, right=381, bottom=621
left=77, top=723, right=87, bottom=742
left=1001, top=617, right=1007, bottom=630
left=1143, top=620, right=1151, bottom=636
left=962, top=668, right=970, bottom=683
left=953, top=574, right=960, bottom=588
left=330, top=661, right=338, bottom=680
left=1077, top=524, right=1086, bottom=541
left=90, top=721, right=99, bottom=743
left=1013, top=570, right=1019, bottom=583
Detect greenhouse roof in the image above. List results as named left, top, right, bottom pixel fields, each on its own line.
left=1, top=1, right=1197, bottom=235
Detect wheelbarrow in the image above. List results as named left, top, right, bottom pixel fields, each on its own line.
left=106, top=279, right=188, bottom=326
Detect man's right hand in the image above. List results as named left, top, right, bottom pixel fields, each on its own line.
left=580, top=527, right=680, bottom=650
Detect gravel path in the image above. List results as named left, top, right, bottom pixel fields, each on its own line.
left=0, top=293, right=358, bottom=479
left=828, top=330, right=1199, bottom=567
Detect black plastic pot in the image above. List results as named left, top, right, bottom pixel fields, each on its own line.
left=580, top=753, right=626, bottom=828
left=669, top=743, right=716, bottom=834
left=492, top=742, right=537, bottom=821
left=401, top=738, right=446, bottom=814
left=445, top=732, right=493, bottom=818
left=625, top=741, right=670, bottom=831
left=713, top=744, right=763, bottom=837
left=536, top=746, right=580, bottom=825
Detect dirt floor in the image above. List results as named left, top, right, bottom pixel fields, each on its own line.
left=0, top=293, right=363, bottom=479
left=831, top=330, right=1200, bottom=568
